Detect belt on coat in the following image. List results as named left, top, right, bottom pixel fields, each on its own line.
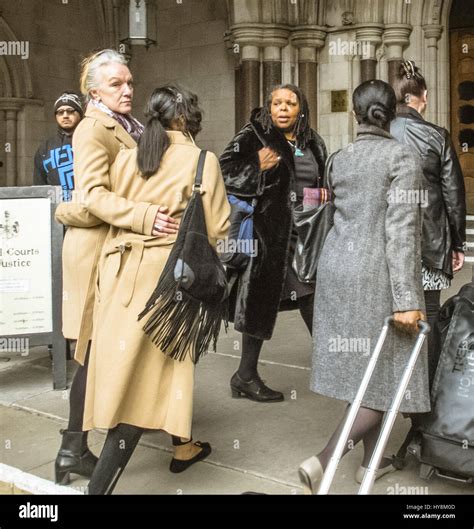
left=104, top=239, right=145, bottom=308
left=104, top=237, right=175, bottom=307
left=75, top=236, right=173, bottom=364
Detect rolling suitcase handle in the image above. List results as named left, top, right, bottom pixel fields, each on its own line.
left=317, top=317, right=430, bottom=495
left=358, top=319, right=430, bottom=494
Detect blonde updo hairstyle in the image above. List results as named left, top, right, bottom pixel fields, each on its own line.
left=79, top=49, right=128, bottom=102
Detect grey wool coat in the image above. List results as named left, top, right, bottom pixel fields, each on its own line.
left=311, top=124, right=431, bottom=413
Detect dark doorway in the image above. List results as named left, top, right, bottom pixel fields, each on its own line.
left=450, top=0, right=474, bottom=213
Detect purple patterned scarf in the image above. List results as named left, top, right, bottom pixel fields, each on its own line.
left=89, top=100, right=144, bottom=142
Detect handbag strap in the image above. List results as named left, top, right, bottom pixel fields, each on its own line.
left=193, top=150, right=207, bottom=192
left=322, top=150, right=339, bottom=193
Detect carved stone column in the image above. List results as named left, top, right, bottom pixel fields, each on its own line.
left=262, top=27, right=290, bottom=98
left=383, top=24, right=412, bottom=86
left=355, top=24, right=384, bottom=83
left=231, top=26, right=262, bottom=129
left=291, top=27, right=326, bottom=130
left=422, top=24, right=443, bottom=124
left=4, top=107, right=19, bottom=187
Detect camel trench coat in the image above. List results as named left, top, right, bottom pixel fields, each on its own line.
left=55, top=106, right=159, bottom=363
left=82, top=132, right=230, bottom=436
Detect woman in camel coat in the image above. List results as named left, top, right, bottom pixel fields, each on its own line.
left=54, top=49, right=177, bottom=486
left=83, top=85, right=230, bottom=494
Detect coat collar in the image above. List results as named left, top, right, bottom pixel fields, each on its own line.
left=355, top=123, right=393, bottom=141
left=167, top=130, right=196, bottom=146
left=396, top=105, right=424, bottom=122
left=84, top=105, right=137, bottom=149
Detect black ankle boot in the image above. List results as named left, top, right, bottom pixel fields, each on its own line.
left=230, top=372, right=284, bottom=402
left=55, top=429, right=98, bottom=485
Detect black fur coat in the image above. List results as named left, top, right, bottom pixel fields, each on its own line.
left=219, top=108, right=327, bottom=340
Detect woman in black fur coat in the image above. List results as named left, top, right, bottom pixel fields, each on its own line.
left=219, top=84, right=327, bottom=402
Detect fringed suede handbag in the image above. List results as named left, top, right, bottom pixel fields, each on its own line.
left=138, top=151, right=229, bottom=364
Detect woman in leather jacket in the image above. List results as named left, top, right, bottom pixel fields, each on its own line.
left=390, top=60, right=466, bottom=389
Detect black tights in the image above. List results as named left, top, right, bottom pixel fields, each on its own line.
left=237, top=295, right=314, bottom=381
left=318, top=405, right=387, bottom=470
left=87, top=423, right=144, bottom=495
left=67, top=344, right=90, bottom=432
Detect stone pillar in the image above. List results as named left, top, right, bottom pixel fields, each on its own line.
left=263, top=46, right=282, bottom=96
left=355, top=25, right=384, bottom=83
left=4, top=108, right=19, bottom=187
left=261, top=28, right=290, bottom=98
left=292, top=28, right=326, bottom=130
left=234, top=64, right=243, bottom=131
left=383, top=24, right=412, bottom=86
left=239, top=44, right=260, bottom=126
left=422, top=25, right=443, bottom=124
left=231, top=26, right=263, bottom=128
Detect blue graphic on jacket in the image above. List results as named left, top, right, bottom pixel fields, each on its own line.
left=43, top=144, right=74, bottom=201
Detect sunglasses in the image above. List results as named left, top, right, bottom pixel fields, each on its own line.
left=55, top=109, right=77, bottom=116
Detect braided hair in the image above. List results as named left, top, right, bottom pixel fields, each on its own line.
left=256, top=83, right=312, bottom=149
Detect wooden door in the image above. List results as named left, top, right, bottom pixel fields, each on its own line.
left=451, top=29, right=474, bottom=214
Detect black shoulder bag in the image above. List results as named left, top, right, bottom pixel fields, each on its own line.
left=138, top=150, right=229, bottom=364
left=291, top=151, right=338, bottom=284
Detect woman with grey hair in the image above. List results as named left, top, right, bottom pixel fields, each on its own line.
left=298, top=80, right=429, bottom=493
left=82, top=84, right=229, bottom=495
left=54, top=49, right=182, bottom=485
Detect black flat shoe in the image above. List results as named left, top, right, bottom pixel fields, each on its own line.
left=169, top=441, right=211, bottom=473
left=230, top=372, right=284, bottom=402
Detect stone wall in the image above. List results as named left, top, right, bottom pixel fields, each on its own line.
left=0, top=0, right=234, bottom=187
left=129, top=0, right=235, bottom=156
left=0, top=0, right=104, bottom=186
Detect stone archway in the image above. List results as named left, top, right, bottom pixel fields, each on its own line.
left=0, top=15, right=42, bottom=187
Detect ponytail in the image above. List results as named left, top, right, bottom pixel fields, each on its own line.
left=392, top=60, right=427, bottom=105
left=137, top=85, right=203, bottom=178
left=137, top=114, right=170, bottom=177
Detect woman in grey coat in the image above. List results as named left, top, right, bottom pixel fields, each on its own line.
left=299, top=80, right=429, bottom=494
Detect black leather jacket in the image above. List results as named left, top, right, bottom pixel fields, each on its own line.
left=390, top=106, right=466, bottom=277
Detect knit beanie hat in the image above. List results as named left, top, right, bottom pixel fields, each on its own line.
left=54, top=91, right=84, bottom=117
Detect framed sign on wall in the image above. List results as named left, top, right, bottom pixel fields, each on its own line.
left=0, top=186, right=67, bottom=389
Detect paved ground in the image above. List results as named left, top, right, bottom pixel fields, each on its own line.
left=0, top=266, right=472, bottom=495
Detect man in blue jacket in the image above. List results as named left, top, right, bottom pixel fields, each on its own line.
left=33, top=91, right=83, bottom=200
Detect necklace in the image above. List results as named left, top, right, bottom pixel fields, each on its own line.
left=287, top=139, right=304, bottom=157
